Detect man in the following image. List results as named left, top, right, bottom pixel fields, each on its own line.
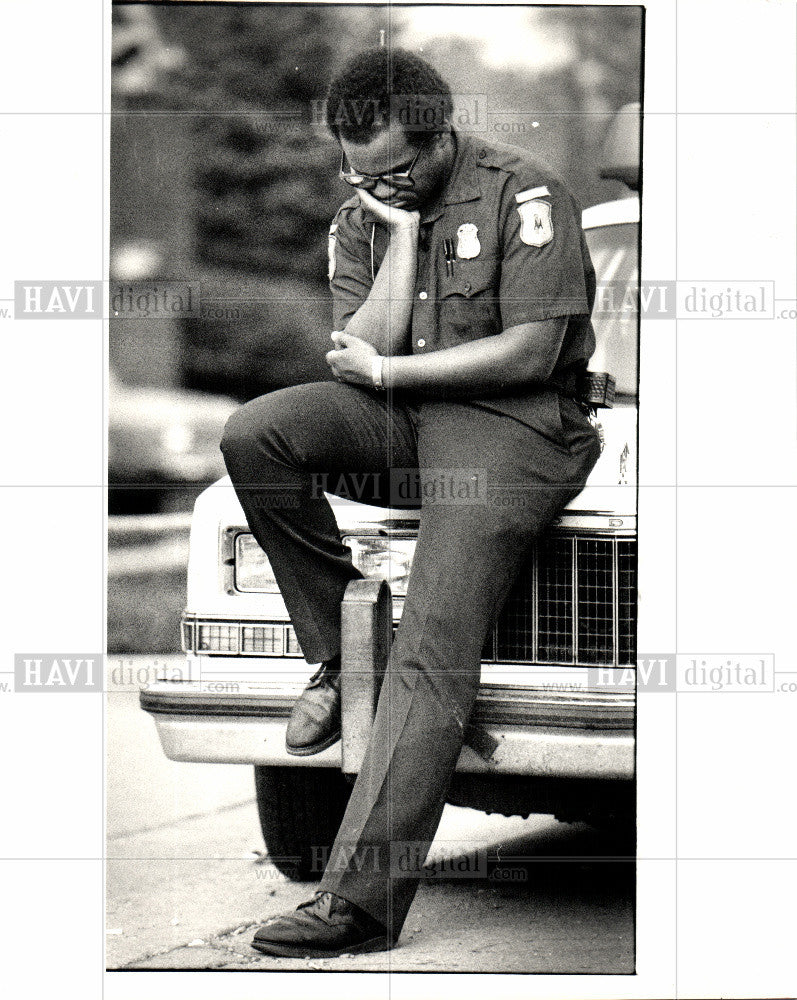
left=221, top=47, right=601, bottom=957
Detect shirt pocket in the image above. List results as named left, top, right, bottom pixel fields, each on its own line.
left=436, top=258, right=501, bottom=349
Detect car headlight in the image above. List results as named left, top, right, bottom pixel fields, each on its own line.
left=343, top=535, right=416, bottom=597
left=234, top=533, right=279, bottom=592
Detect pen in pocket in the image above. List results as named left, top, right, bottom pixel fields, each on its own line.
left=443, top=238, right=455, bottom=277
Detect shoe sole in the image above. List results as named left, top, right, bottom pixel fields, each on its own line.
left=251, top=935, right=393, bottom=958
left=285, top=730, right=342, bottom=757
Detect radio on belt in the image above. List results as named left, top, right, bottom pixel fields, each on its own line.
left=577, top=371, right=616, bottom=409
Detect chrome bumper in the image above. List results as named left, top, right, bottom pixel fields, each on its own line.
left=141, top=580, right=634, bottom=781
left=140, top=677, right=634, bottom=780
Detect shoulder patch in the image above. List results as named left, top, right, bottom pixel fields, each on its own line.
left=515, top=185, right=550, bottom=203
left=517, top=200, right=553, bottom=247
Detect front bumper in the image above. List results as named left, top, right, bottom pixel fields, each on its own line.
left=140, top=673, right=634, bottom=780
left=142, top=579, right=635, bottom=782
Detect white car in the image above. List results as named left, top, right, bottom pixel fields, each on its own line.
left=141, top=191, right=639, bottom=882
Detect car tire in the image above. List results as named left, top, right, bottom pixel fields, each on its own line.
left=253, top=765, right=352, bottom=882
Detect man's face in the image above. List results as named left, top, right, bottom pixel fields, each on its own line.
left=339, top=126, right=452, bottom=211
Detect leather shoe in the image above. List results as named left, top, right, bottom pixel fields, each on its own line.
left=251, top=891, right=393, bottom=957
left=285, top=658, right=341, bottom=756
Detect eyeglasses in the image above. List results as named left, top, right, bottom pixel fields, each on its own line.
left=339, top=144, right=423, bottom=192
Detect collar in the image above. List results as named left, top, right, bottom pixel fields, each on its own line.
left=420, top=130, right=483, bottom=224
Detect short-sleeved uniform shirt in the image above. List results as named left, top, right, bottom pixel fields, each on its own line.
left=328, top=130, right=597, bottom=445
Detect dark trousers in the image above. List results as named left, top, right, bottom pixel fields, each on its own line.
left=220, top=381, right=600, bottom=939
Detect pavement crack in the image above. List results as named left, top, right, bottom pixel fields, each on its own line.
left=108, top=797, right=256, bottom=841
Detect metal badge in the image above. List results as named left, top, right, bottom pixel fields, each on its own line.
left=456, top=223, right=481, bottom=259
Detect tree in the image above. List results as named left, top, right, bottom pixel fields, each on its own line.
left=149, top=4, right=389, bottom=399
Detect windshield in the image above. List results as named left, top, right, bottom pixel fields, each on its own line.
left=585, top=221, right=638, bottom=397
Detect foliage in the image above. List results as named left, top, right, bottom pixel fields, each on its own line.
left=140, top=5, right=388, bottom=398
left=157, top=4, right=387, bottom=281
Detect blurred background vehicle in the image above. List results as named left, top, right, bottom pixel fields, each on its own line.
left=108, top=369, right=236, bottom=515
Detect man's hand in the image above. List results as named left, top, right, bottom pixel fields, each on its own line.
left=326, top=331, right=379, bottom=386
left=356, top=188, right=420, bottom=236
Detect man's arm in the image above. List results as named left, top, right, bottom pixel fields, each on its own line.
left=334, top=189, right=420, bottom=357
left=383, top=318, right=567, bottom=393
left=329, top=167, right=594, bottom=393
left=326, top=318, right=567, bottom=395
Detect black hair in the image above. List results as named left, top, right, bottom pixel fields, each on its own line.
left=325, top=47, right=453, bottom=147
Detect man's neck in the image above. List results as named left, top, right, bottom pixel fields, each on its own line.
left=420, top=130, right=458, bottom=222
left=441, top=129, right=458, bottom=185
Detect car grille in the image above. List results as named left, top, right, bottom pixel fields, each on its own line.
left=486, top=534, right=637, bottom=667
left=185, top=533, right=636, bottom=668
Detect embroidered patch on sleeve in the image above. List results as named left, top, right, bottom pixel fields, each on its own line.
left=517, top=200, right=553, bottom=247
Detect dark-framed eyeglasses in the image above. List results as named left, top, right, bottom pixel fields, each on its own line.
left=338, top=143, right=423, bottom=191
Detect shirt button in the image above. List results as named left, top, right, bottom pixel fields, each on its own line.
left=478, top=149, right=486, bottom=159
left=417, top=338, right=426, bottom=348
left=418, top=291, right=428, bottom=300
left=464, top=283, right=472, bottom=294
